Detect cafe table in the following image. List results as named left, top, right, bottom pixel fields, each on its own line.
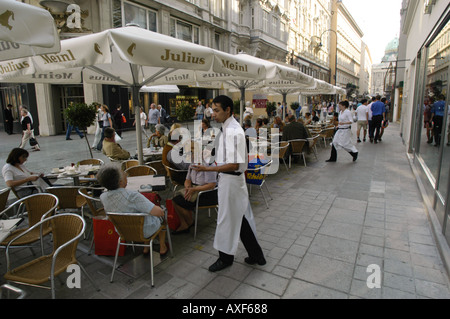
left=0, top=218, right=24, bottom=243
left=126, top=175, right=166, bottom=192
left=46, top=165, right=101, bottom=186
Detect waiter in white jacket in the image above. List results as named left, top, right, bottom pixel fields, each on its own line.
left=192, top=95, right=266, bottom=272
left=326, top=100, right=358, bottom=162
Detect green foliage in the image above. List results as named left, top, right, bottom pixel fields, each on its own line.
left=233, top=100, right=241, bottom=115
left=64, top=102, right=97, bottom=130
left=290, top=102, right=300, bottom=110
left=175, top=103, right=195, bottom=122
left=266, top=101, right=276, bottom=115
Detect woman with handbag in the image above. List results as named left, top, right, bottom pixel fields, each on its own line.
left=19, top=108, right=40, bottom=151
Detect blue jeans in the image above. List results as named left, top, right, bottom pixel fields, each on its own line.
left=197, top=114, right=204, bottom=120
left=66, top=124, right=84, bottom=139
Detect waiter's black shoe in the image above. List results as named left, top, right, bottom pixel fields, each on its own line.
left=244, top=256, right=267, bottom=266
left=325, top=159, right=336, bottom=162
left=208, top=259, right=231, bottom=272
left=350, top=152, right=358, bottom=162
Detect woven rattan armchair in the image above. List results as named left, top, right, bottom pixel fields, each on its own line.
left=0, top=193, right=58, bottom=255
left=319, top=128, right=335, bottom=147
left=121, top=159, right=139, bottom=171
left=193, top=187, right=218, bottom=240
left=125, top=165, right=157, bottom=177
left=271, top=141, right=290, bottom=174
left=307, top=134, right=320, bottom=160
left=287, top=139, right=307, bottom=168
left=145, top=160, right=166, bottom=176
left=77, top=158, right=104, bottom=166
left=4, top=213, right=99, bottom=299
left=47, top=186, right=87, bottom=214
left=0, top=188, right=11, bottom=212
left=78, top=187, right=106, bottom=254
left=162, top=164, right=188, bottom=194
left=107, top=211, right=173, bottom=287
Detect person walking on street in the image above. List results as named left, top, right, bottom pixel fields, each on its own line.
left=147, top=103, right=160, bottom=133
left=65, top=122, right=84, bottom=140
left=192, top=95, right=266, bottom=272
left=92, top=103, right=103, bottom=150
left=97, top=104, right=113, bottom=151
left=430, top=94, right=446, bottom=147
left=356, top=99, right=369, bottom=143
left=112, top=105, right=124, bottom=138
left=205, top=103, right=212, bottom=122
left=195, top=101, right=205, bottom=120
left=158, top=105, right=169, bottom=128
left=370, top=96, right=386, bottom=144
left=4, top=104, right=14, bottom=135
left=19, top=108, right=40, bottom=151
left=326, top=100, right=358, bottom=162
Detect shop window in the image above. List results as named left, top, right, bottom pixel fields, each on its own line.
left=417, top=19, right=449, bottom=185
left=113, top=0, right=157, bottom=32
left=170, top=18, right=199, bottom=44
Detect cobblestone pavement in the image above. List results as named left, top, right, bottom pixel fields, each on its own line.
left=1, top=122, right=450, bottom=299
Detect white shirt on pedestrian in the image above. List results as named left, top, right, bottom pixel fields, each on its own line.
left=356, top=104, right=369, bottom=121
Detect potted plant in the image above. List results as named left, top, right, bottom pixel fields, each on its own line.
left=266, top=101, right=276, bottom=118
left=175, top=103, right=195, bottom=122
left=64, top=102, right=98, bottom=158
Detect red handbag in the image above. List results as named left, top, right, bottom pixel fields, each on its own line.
left=141, top=192, right=161, bottom=206
left=93, top=217, right=125, bottom=256
left=165, top=199, right=180, bottom=231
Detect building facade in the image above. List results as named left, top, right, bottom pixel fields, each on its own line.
left=1, top=0, right=370, bottom=135
left=398, top=0, right=450, bottom=247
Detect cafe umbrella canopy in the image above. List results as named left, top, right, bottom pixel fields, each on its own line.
left=150, top=53, right=317, bottom=124
left=0, top=26, right=266, bottom=163
left=0, top=0, right=60, bottom=61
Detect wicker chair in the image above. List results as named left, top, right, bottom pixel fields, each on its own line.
left=78, top=187, right=106, bottom=254
left=107, top=211, right=173, bottom=286
left=4, top=213, right=99, bottom=299
left=193, top=187, right=218, bottom=240
left=145, top=160, right=166, bottom=176
left=0, top=193, right=58, bottom=256
left=125, top=165, right=157, bottom=177
left=163, top=164, right=188, bottom=194
left=77, top=159, right=104, bottom=166
left=121, top=159, right=139, bottom=171
left=320, top=128, right=335, bottom=147
left=0, top=188, right=11, bottom=212
left=271, top=141, right=290, bottom=174
left=47, top=186, right=87, bottom=215
left=287, top=139, right=307, bottom=168
left=307, top=134, right=320, bottom=160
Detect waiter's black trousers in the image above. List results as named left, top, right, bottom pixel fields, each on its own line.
left=219, top=216, right=264, bottom=265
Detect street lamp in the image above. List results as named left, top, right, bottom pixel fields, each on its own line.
left=312, top=28, right=339, bottom=103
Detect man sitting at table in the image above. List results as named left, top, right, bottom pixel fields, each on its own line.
left=102, top=127, right=130, bottom=161
left=97, top=164, right=168, bottom=256
left=282, top=115, right=311, bottom=159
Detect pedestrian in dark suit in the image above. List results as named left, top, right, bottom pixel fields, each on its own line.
left=4, top=104, right=14, bottom=134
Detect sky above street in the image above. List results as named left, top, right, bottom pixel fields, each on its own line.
left=342, top=0, right=403, bottom=64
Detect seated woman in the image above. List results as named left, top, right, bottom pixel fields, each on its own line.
left=304, top=113, right=312, bottom=125
left=162, top=124, right=190, bottom=184
left=201, top=118, right=212, bottom=136
left=270, top=116, right=285, bottom=133
left=147, top=124, right=168, bottom=148
left=171, top=142, right=218, bottom=234
left=97, top=164, right=168, bottom=256
left=2, top=148, right=51, bottom=198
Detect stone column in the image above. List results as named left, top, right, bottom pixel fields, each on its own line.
left=34, top=83, right=55, bottom=136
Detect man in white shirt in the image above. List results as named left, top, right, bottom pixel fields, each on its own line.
left=356, top=99, right=369, bottom=143
left=192, top=95, right=265, bottom=272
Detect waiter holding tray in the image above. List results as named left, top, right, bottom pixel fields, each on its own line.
left=192, top=95, right=266, bottom=272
